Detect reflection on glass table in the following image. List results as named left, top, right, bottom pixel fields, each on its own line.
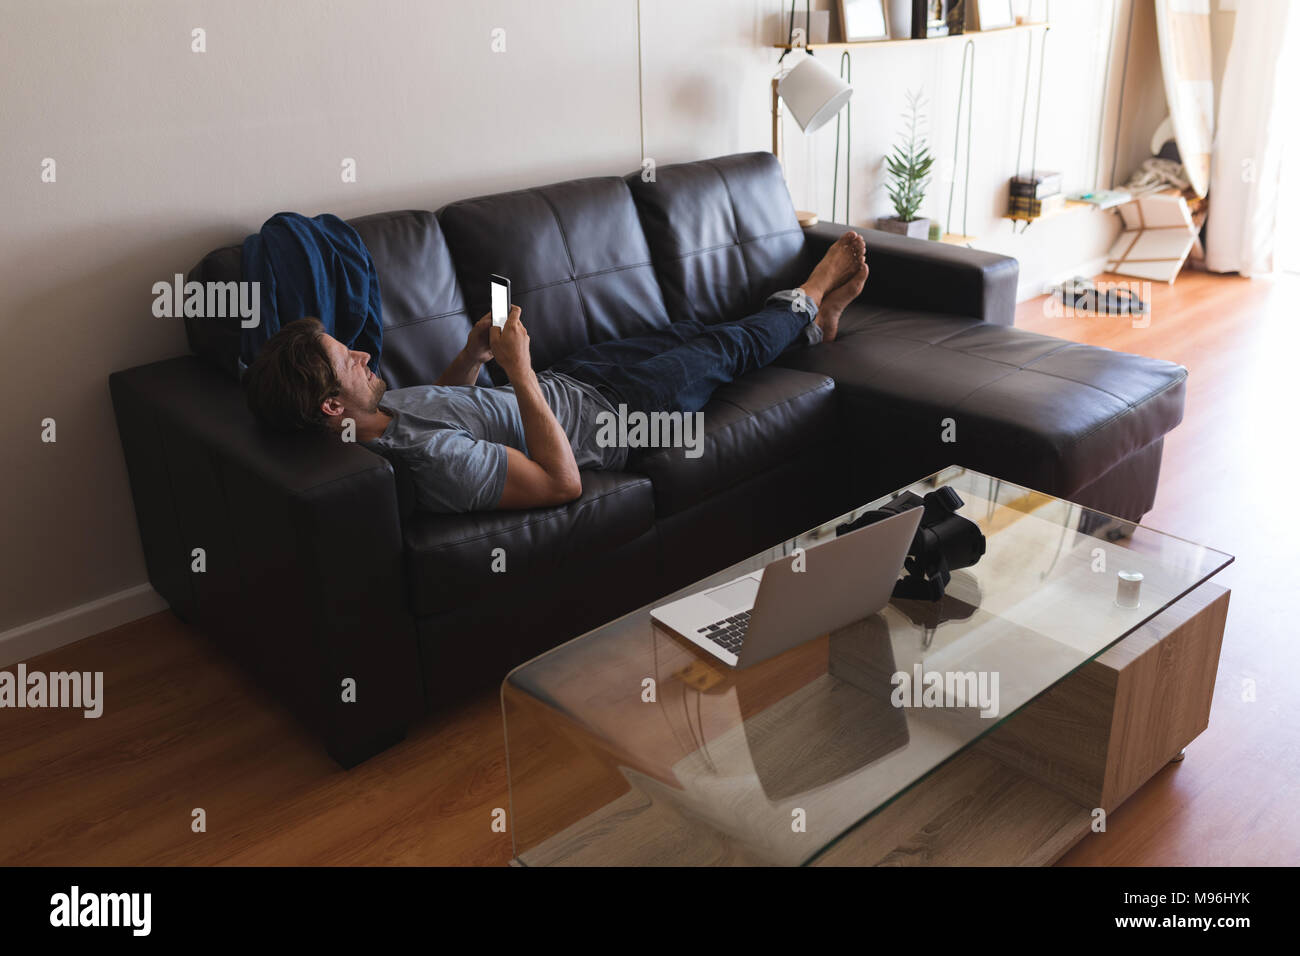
left=502, top=466, right=1233, bottom=866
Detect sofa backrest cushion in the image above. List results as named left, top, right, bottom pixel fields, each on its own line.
left=185, top=210, right=486, bottom=390
left=437, top=176, right=672, bottom=375
left=348, top=210, right=488, bottom=389
left=626, top=151, right=807, bottom=325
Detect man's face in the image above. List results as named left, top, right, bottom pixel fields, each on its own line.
left=318, top=333, right=386, bottom=423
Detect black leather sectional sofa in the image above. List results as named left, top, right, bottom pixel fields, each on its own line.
left=109, top=152, right=1187, bottom=767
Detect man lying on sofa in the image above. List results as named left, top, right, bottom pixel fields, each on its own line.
left=243, top=232, right=868, bottom=513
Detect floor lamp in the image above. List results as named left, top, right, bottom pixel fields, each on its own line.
left=771, top=50, right=854, bottom=226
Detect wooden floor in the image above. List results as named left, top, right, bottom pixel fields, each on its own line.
left=1023, top=272, right=1300, bottom=866
left=3, top=269, right=1296, bottom=866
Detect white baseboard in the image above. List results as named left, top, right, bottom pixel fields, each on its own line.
left=0, top=584, right=168, bottom=667
left=1016, top=255, right=1111, bottom=303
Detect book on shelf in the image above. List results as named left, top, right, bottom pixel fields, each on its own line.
left=1069, top=189, right=1133, bottom=210
left=1008, top=192, right=1066, bottom=219
left=1009, top=172, right=1063, bottom=199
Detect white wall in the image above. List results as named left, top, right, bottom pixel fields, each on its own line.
left=0, top=0, right=642, bottom=647
left=0, top=0, right=1163, bottom=651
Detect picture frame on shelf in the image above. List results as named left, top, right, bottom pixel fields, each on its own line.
left=924, top=0, right=969, bottom=38
left=925, top=0, right=948, bottom=37
left=975, top=0, right=1014, bottom=30
left=838, top=0, right=890, bottom=42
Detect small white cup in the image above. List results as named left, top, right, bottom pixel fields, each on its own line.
left=1116, top=570, right=1143, bottom=608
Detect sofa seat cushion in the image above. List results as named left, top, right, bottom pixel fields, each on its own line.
left=403, top=470, right=655, bottom=617
left=777, top=304, right=1187, bottom=497
left=630, top=366, right=837, bottom=516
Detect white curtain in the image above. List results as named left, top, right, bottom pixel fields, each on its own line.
left=1206, top=0, right=1300, bottom=276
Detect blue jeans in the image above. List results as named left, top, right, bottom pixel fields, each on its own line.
left=550, top=291, right=819, bottom=415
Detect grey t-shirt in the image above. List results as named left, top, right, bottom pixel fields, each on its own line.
left=366, top=371, right=627, bottom=513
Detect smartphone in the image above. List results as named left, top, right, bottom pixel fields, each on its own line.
left=490, top=275, right=511, bottom=329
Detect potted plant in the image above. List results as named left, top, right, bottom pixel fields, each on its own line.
left=877, top=89, right=934, bottom=239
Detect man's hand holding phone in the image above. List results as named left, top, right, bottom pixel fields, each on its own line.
left=464, top=314, right=495, bottom=364
left=490, top=305, right=531, bottom=381
left=435, top=313, right=497, bottom=387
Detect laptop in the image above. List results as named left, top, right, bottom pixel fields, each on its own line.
left=650, top=506, right=923, bottom=669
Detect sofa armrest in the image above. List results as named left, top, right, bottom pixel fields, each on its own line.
left=802, top=221, right=1020, bottom=326
left=110, top=355, right=423, bottom=767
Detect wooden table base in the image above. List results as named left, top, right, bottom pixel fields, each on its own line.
left=812, top=582, right=1230, bottom=866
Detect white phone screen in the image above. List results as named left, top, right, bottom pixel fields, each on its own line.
left=491, top=281, right=509, bottom=328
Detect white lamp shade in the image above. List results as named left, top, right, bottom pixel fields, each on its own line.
left=777, top=53, right=853, bottom=134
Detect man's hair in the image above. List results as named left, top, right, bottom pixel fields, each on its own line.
left=242, top=317, right=339, bottom=433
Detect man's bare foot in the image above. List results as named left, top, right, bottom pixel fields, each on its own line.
left=814, top=259, right=868, bottom=342
left=799, top=231, right=865, bottom=307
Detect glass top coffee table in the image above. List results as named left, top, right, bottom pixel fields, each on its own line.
left=502, top=467, right=1233, bottom=866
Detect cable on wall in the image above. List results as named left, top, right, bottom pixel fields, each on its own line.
left=1014, top=26, right=1052, bottom=235
left=1029, top=27, right=1051, bottom=181
left=783, top=0, right=812, bottom=57
left=636, top=0, right=646, bottom=163
left=945, top=40, right=976, bottom=243
left=1014, top=31, right=1034, bottom=186
left=1110, top=0, right=1137, bottom=189
left=832, top=51, right=852, bottom=223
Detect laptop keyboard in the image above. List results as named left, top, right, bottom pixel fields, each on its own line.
left=697, top=610, right=751, bottom=654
